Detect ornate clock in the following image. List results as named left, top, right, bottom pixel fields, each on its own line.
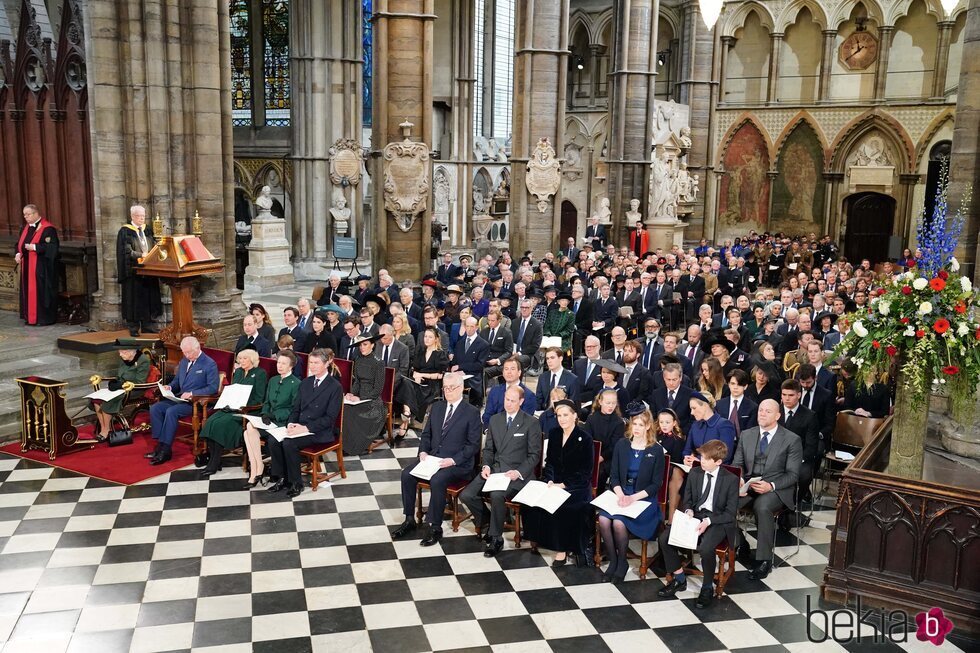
left=839, top=30, right=879, bottom=71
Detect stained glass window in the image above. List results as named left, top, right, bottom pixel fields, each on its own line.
left=262, top=0, right=290, bottom=126
left=230, top=0, right=252, bottom=126
left=363, top=0, right=372, bottom=127
left=473, top=0, right=485, bottom=140
left=492, top=0, right=514, bottom=142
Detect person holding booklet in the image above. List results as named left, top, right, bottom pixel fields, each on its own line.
left=342, top=333, right=387, bottom=455
left=521, top=399, right=595, bottom=567
left=656, top=439, right=739, bottom=609
left=198, top=348, right=268, bottom=478
left=242, top=351, right=301, bottom=488
left=266, top=349, right=343, bottom=498
left=460, top=386, right=542, bottom=557
left=596, top=408, right=665, bottom=583
left=393, top=372, right=481, bottom=546
left=90, top=340, right=150, bottom=440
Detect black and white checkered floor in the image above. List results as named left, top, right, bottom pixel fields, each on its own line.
left=0, top=436, right=970, bottom=653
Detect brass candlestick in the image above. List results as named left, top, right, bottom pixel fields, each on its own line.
left=192, top=210, right=203, bottom=236
left=152, top=213, right=164, bottom=238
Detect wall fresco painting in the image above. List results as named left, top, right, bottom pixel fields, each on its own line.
left=772, top=121, right=825, bottom=236
left=718, top=121, right=770, bottom=240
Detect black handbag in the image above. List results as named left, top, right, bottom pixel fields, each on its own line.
left=107, top=416, right=133, bottom=447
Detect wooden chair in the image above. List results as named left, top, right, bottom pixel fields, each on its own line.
left=333, top=357, right=353, bottom=390
left=175, top=348, right=233, bottom=455
left=501, top=430, right=546, bottom=548
left=88, top=347, right=164, bottom=430
left=257, top=355, right=278, bottom=379
left=416, top=453, right=481, bottom=533
left=300, top=403, right=347, bottom=490
left=368, top=367, right=397, bottom=453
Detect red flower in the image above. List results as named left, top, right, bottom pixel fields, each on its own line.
left=909, top=260, right=917, bottom=268
left=872, top=340, right=880, bottom=349
left=938, top=270, right=949, bottom=280
left=916, top=329, right=926, bottom=339
left=877, top=288, right=887, bottom=296
left=933, top=318, right=951, bottom=334
left=901, top=286, right=912, bottom=295
left=942, top=366, right=960, bottom=376
left=930, top=277, right=946, bottom=292
left=976, top=328, right=980, bottom=341
left=955, top=302, right=967, bottom=314
left=900, top=317, right=910, bottom=324
left=886, top=345, right=898, bottom=356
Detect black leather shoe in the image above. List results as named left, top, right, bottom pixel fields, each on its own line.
left=267, top=479, right=287, bottom=493
left=484, top=537, right=504, bottom=557
left=149, top=451, right=171, bottom=466
left=551, top=555, right=568, bottom=568
left=695, top=587, right=714, bottom=609
left=420, top=527, right=442, bottom=547
left=143, top=451, right=157, bottom=459
left=736, top=541, right=752, bottom=565
left=475, top=523, right=489, bottom=542
left=286, top=483, right=303, bottom=498
left=657, top=577, right=688, bottom=598
left=749, top=560, right=773, bottom=580
left=200, top=469, right=217, bottom=479
left=391, top=519, right=418, bottom=539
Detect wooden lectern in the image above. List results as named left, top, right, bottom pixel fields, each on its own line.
left=16, top=376, right=95, bottom=459
left=136, top=234, right=224, bottom=359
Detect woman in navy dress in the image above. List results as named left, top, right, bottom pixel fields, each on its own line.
left=597, top=409, right=665, bottom=583
left=656, top=408, right=687, bottom=522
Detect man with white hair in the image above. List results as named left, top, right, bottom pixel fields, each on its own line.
left=318, top=270, right=345, bottom=306
left=148, top=337, right=219, bottom=465
left=296, top=297, right=315, bottom=332
left=117, top=204, right=163, bottom=336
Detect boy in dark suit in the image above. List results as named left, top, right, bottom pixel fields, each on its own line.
left=536, top=347, right=579, bottom=407
left=715, top=369, right=758, bottom=435
left=657, top=439, right=739, bottom=608
left=394, top=373, right=482, bottom=546
left=451, top=317, right=490, bottom=405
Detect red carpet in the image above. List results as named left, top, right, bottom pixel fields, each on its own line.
left=0, top=414, right=197, bottom=485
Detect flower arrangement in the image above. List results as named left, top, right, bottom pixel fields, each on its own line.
left=834, top=165, right=978, bottom=413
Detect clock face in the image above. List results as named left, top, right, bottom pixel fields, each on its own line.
left=839, top=31, right=879, bottom=71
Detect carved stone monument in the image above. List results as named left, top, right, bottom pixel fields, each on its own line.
left=383, top=120, right=430, bottom=232
left=625, top=198, right=643, bottom=227
left=244, top=186, right=295, bottom=291
left=329, top=138, right=364, bottom=187
left=525, top=137, right=561, bottom=213
left=329, top=191, right=351, bottom=237
left=596, top=197, right=612, bottom=225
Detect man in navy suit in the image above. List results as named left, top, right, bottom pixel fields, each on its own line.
left=277, top=307, right=307, bottom=353
left=451, top=317, right=490, bottom=405
left=148, top=336, right=219, bottom=465
left=653, top=333, right=694, bottom=379
left=436, top=253, right=459, bottom=285
left=584, top=215, right=606, bottom=250
left=635, top=273, right=658, bottom=321
left=621, top=340, right=651, bottom=403
left=233, top=315, right=272, bottom=358
left=650, top=363, right=695, bottom=433
left=393, top=373, right=481, bottom=546
left=649, top=271, right=673, bottom=321
left=536, top=347, right=579, bottom=407
left=638, top=318, right=664, bottom=370
left=796, top=363, right=836, bottom=454
left=266, top=349, right=343, bottom=498
left=805, top=341, right=836, bottom=392
left=482, top=359, right=536, bottom=424
left=572, top=336, right=605, bottom=407
left=715, top=369, right=758, bottom=436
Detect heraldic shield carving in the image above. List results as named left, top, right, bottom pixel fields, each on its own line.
left=329, top=138, right=364, bottom=187
left=383, top=120, right=430, bottom=232
left=525, top=137, right=561, bottom=213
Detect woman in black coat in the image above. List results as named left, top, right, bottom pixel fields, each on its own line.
left=583, top=389, right=625, bottom=493
left=522, top=400, right=595, bottom=567
left=746, top=361, right=781, bottom=405
left=302, top=313, right=338, bottom=354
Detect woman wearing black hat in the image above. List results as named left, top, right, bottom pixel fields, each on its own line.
left=522, top=399, right=595, bottom=568
left=746, top=361, right=781, bottom=405
left=543, top=291, right=575, bottom=353
left=343, top=333, right=388, bottom=455
left=91, top=341, right=152, bottom=440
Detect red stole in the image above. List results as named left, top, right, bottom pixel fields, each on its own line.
left=17, top=218, right=53, bottom=325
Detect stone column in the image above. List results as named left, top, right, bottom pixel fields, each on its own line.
left=873, top=26, right=894, bottom=102
left=451, top=0, right=475, bottom=249
left=83, top=0, right=241, bottom=332
left=372, top=0, right=434, bottom=280
left=291, top=0, right=363, bottom=279
left=825, top=172, right=845, bottom=239
left=717, top=36, right=735, bottom=104
left=897, top=174, right=921, bottom=245
left=767, top=32, right=783, bottom=104
left=510, top=0, right=569, bottom=256
left=606, top=0, right=659, bottom=243
left=931, top=21, right=955, bottom=100
left=818, top=30, right=836, bottom=102
left=589, top=43, right=604, bottom=107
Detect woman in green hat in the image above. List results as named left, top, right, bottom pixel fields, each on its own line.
left=91, top=341, right=151, bottom=439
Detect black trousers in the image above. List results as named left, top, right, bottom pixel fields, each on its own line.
left=658, top=516, right=730, bottom=587
left=401, top=461, right=471, bottom=528
left=460, top=476, right=525, bottom=538
left=797, top=461, right=815, bottom=502
left=268, top=434, right=320, bottom=486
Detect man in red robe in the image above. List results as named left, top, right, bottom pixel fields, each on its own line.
left=14, top=204, right=59, bottom=326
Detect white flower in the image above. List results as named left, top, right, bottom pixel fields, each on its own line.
left=958, top=323, right=969, bottom=337
left=962, top=277, right=973, bottom=293
left=905, top=271, right=916, bottom=280
left=951, top=257, right=960, bottom=272
left=918, top=302, right=933, bottom=315
left=852, top=321, right=868, bottom=338
left=904, top=327, right=916, bottom=337
left=878, top=301, right=890, bottom=316
left=912, top=278, right=929, bottom=291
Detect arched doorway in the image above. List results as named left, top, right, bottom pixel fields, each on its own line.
left=844, top=192, right=895, bottom=265
left=560, top=200, right=578, bottom=245
left=923, top=140, right=951, bottom=227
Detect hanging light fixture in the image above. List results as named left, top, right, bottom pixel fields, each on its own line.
left=700, top=0, right=723, bottom=30
left=939, top=0, right=958, bottom=17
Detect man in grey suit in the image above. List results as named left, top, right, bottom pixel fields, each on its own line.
left=460, top=386, right=542, bottom=558
left=375, top=325, right=410, bottom=383
left=509, top=300, right=543, bottom=373
left=732, top=399, right=802, bottom=580
left=481, top=310, right=515, bottom=381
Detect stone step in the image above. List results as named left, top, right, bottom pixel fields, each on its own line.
left=0, top=355, right=95, bottom=444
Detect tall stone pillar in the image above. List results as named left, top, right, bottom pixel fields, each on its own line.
left=606, top=0, right=659, bottom=243
left=510, top=0, right=569, bottom=256
left=931, top=21, right=955, bottom=100
left=949, top=1, right=980, bottom=283
left=83, top=0, right=241, bottom=331
left=372, top=0, right=434, bottom=281
left=291, top=0, right=363, bottom=279
left=767, top=33, right=783, bottom=104
left=717, top=36, right=735, bottom=104
left=873, top=26, right=894, bottom=101
left=818, top=30, right=836, bottom=102
left=450, top=0, right=475, bottom=249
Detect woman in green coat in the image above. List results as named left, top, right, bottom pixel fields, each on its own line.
left=544, top=291, right=576, bottom=352
left=92, top=344, right=151, bottom=439
left=242, top=350, right=301, bottom=488
left=199, top=348, right=268, bottom=478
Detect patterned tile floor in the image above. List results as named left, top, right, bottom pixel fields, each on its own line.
left=0, top=433, right=972, bottom=653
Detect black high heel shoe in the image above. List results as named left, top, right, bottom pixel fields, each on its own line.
left=242, top=477, right=261, bottom=489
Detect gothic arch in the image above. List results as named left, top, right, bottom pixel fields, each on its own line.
left=772, top=112, right=829, bottom=168
left=716, top=113, right=774, bottom=171
left=949, top=3, right=968, bottom=21
left=592, top=7, right=615, bottom=46
left=721, top=2, right=775, bottom=38
left=658, top=5, right=683, bottom=40
left=914, top=110, right=955, bottom=170
left=829, top=0, right=885, bottom=29
left=886, top=0, right=947, bottom=25
left=569, top=11, right=591, bottom=45
left=829, top=111, right=914, bottom=174
left=775, top=0, right=829, bottom=32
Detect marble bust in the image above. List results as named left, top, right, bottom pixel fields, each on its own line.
left=596, top=197, right=611, bottom=224
left=255, top=185, right=274, bottom=211
left=330, top=193, right=351, bottom=234
left=625, top=198, right=642, bottom=226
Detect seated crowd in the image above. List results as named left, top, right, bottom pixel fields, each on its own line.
left=96, top=228, right=899, bottom=608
